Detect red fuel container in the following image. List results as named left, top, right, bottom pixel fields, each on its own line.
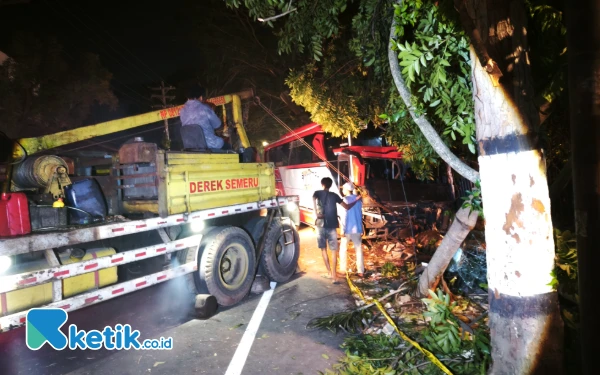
left=0, top=192, right=31, bottom=237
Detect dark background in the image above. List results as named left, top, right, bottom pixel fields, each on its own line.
left=0, top=0, right=306, bottom=143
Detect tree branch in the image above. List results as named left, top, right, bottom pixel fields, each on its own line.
left=388, top=6, right=480, bottom=183
left=257, top=7, right=297, bottom=23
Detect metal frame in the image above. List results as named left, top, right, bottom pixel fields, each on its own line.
left=0, top=262, right=197, bottom=331
left=0, top=195, right=298, bottom=331
left=0, top=235, right=202, bottom=294
left=0, top=196, right=298, bottom=256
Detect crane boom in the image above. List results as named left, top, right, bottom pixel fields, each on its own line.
left=11, top=89, right=254, bottom=159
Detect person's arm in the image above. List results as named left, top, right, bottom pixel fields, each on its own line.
left=313, top=193, right=323, bottom=218
left=206, top=106, right=222, bottom=129
left=339, top=195, right=362, bottom=210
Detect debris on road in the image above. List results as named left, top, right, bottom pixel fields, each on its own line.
left=312, top=227, right=491, bottom=374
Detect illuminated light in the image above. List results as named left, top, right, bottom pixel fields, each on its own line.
left=286, top=202, right=297, bottom=211
left=190, top=220, right=205, bottom=233
left=0, top=256, right=12, bottom=274
left=262, top=141, right=269, bottom=147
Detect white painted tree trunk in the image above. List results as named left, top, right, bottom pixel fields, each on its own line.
left=471, top=46, right=563, bottom=374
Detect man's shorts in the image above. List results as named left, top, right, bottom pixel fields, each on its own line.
left=344, top=233, right=362, bottom=245
left=316, top=227, right=338, bottom=250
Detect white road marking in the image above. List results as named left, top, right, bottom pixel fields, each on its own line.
left=224, top=282, right=277, bottom=375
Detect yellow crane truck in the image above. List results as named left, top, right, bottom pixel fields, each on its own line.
left=0, top=90, right=300, bottom=330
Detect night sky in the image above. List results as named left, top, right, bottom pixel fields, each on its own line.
left=1, top=0, right=206, bottom=78
left=0, top=0, right=298, bottom=149
left=0, top=0, right=280, bottom=120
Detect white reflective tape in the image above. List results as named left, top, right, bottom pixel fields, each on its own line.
left=0, top=235, right=201, bottom=294
left=0, top=261, right=197, bottom=331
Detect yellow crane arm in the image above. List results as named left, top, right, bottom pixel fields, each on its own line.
left=12, top=90, right=254, bottom=159
left=13, top=106, right=183, bottom=158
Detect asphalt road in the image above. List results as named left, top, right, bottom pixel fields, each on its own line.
left=0, top=227, right=353, bottom=375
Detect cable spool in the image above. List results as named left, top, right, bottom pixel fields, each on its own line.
left=12, top=155, right=69, bottom=189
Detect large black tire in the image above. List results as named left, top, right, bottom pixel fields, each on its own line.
left=197, top=226, right=256, bottom=306
left=260, top=220, right=300, bottom=283
left=178, top=227, right=222, bottom=297
left=243, top=217, right=267, bottom=250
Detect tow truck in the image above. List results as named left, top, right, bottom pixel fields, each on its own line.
left=0, top=90, right=300, bottom=331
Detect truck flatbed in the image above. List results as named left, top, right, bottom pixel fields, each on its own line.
left=0, top=196, right=296, bottom=256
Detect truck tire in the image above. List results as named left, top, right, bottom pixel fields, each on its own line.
left=243, top=217, right=267, bottom=249
left=260, top=220, right=300, bottom=283
left=178, top=227, right=222, bottom=297
left=197, top=226, right=256, bottom=306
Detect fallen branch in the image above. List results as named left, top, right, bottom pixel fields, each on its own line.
left=468, top=310, right=488, bottom=327
left=357, top=282, right=410, bottom=311
left=391, top=346, right=414, bottom=368
left=416, top=206, right=479, bottom=297
left=398, top=359, right=435, bottom=374
left=441, top=278, right=457, bottom=301
left=455, top=315, right=475, bottom=336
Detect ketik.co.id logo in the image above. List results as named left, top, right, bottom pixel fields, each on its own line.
left=26, top=308, right=173, bottom=350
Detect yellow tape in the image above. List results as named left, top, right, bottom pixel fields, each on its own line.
left=346, top=273, right=453, bottom=375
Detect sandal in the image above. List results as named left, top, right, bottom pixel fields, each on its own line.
left=321, top=274, right=332, bottom=279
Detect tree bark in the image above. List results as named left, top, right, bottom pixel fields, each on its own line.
left=446, top=163, right=456, bottom=201
left=548, top=156, right=572, bottom=199
left=417, top=206, right=479, bottom=297
left=388, top=14, right=480, bottom=184
left=566, top=0, right=600, bottom=373
left=465, top=0, right=563, bottom=373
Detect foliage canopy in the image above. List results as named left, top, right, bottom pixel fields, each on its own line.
left=225, top=0, right=568, bottom=181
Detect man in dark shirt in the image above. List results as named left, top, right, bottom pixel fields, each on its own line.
left=313, top=177, right=361, bottom=283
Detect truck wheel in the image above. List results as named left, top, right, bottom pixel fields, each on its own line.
left=197, top=226, right=256, bottom=306
left=243, top=217, right=267, bottom=248
left=178, top=227, right=221, bottom=297
left=260, top=220, right=300, bottom=283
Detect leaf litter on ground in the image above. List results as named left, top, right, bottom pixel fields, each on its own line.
left=313, top=235, right=490, bottom=374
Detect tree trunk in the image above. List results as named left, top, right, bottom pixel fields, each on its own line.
left=548, top=156, right=572, bottom=200
left=446, top=163, right=456, bottom=201
left=566, top=0, right=600, bottom=373
left=463, top=0, right=563, bottom=373
left=417, top=206, right=479, bottom=296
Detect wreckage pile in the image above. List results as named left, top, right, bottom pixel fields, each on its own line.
left=313, top=223, right=491, bottom=374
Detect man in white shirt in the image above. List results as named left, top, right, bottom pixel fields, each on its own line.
left=338, top=182, right=365, bottom=277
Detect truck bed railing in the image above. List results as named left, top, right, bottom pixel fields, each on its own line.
left=0, top=196, right=297, bottom=256
left=0, top=195, right=298, bottom=331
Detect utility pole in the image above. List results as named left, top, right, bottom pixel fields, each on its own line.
left=150, top=81, right=176, bottom=149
